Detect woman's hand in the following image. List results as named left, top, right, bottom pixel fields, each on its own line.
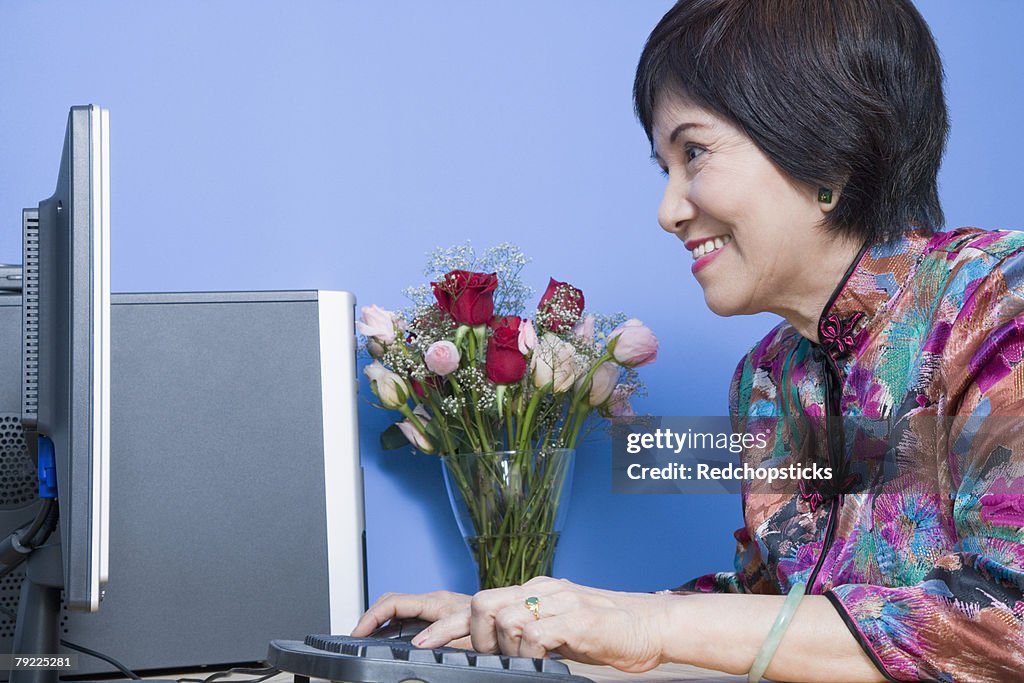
left=358, top=577, right=672, bottom=673
left=351, top=589, right=473, bottom=647
left=464, top=576, right=670, bottom=673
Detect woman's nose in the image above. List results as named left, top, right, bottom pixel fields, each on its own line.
left=658, top=175, right=696, bottom=235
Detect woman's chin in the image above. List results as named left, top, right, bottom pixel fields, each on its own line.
left=702, top=291, right=746, bottom=318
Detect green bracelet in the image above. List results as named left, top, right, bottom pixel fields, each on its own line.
left=747, top=582, right=807, bottom=683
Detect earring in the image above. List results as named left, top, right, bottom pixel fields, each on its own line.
left=817, top=188, right=833, bottom=204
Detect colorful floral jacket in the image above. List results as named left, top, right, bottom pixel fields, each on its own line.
left=679, top=228, right=1024, bottom=682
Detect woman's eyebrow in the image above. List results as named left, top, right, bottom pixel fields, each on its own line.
left=669, top=122, right=705, bottom=143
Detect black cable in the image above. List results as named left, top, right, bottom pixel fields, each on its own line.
left=60, top=639, right=142, bottom=680
left=177, top=666, right=281, bottom=683
left=203, top=665, right=280, bottom=683
left=0, top=499, right=56, bottom=578
left=27, top=498, right=59, bottom=547
left=0, top=603, right=15, bottom=620
left=21, top=497, right=55, bottom=544
left=20, top=499, right=54, bottom=545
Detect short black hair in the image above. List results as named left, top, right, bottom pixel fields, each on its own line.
left=634, top=0, right=948, bottom=244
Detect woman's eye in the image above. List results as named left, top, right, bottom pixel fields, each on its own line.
left=685, top=146, right=705, bottom=163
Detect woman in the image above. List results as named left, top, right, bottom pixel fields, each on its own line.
left=353, top=1, right=1024, bottom=680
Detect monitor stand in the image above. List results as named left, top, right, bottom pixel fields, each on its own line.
left=11, top=542, right=62, bottom=683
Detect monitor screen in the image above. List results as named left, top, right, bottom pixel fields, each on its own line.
left=23, top=104, right=110, bottom=613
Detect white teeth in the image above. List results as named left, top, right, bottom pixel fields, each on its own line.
left=691, top=235, right=731, bottom=260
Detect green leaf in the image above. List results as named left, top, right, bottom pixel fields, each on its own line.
left=380, top=423, right=410, bottom=450
left=420, top=417, right=442, bottom=439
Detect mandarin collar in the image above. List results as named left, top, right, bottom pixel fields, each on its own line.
left=814, top=228, right=935, bottom=360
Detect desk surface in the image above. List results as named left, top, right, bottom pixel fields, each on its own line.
left=257, top=662, right=745, bottom=682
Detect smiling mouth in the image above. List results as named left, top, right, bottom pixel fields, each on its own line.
left=690, top=235, right=732, bottom=260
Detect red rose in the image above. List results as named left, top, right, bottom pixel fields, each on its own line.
left=432, top=270, right=498, bottom=326
left=538, top=278, right=585, bottom=332
left=486, top=316, right=527, bottom=384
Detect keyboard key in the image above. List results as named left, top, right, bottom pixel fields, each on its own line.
left=363, top=645, right=396, bottom=660
left=475, top=654, right=507, bottom=669
left=508, top=657, right=542, bottom=672
left=540, top=659, right=572, bottom=674
left=407, top=649, right=439, bottom=664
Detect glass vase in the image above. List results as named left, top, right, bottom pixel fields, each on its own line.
left=441, top=448, right=576, bottom=590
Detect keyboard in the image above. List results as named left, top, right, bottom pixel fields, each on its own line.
left=268, top=634, right=595, bottom=682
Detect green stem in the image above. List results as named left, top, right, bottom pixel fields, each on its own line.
left=517, top=385, right=548, bottom=453
left=505, top=392, right=515, bottom=450
left=565, top=396, right=589, bottom=449
left=465, top=332, right=495, bottom=451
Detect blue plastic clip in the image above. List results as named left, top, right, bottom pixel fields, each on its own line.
left=37, top=436, right=57, bottom=499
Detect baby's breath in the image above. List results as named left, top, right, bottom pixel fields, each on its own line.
left=592, top=311, right=628, bottom=337
left=454, top=365, right=487, bottom=391
left=475, top=384, right=496, bottom=412
left=441, top=395, right=467, bottom=418
left=381, top=347, right=418, bottom=376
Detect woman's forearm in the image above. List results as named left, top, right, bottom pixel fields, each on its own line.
left=661, top=593, right=888, bottom=682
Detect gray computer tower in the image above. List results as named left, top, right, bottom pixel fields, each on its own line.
left=0, top=290, right=365, bottom=675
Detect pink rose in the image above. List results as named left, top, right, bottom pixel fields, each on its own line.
left=356, top=304, right=403, bottom=344
left=424, top=340, right=460, bottom=376
left=364, top=361, right=409, bottom=409
left=573, top=314, right=596, bottom=344
left=604, top=383, right=636, bottom=417
left=397, top=406, right=434, bottom=453
left=608, top=319, right=658, bottom=368
left=531, top=333, right=578, bottom=393
left=366, top=338, right=386, bottom=359
left=581, top=362, right=618, bottom=407
left=518, top=319, right=538, bottom=355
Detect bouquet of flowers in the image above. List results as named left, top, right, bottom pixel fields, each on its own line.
left=358, top=244, right=657, bottom=587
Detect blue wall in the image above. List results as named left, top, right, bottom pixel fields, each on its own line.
left=2, top=1, right=1023, bottom=606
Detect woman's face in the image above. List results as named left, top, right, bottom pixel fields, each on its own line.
left=653, top=93, right=839, bottom=320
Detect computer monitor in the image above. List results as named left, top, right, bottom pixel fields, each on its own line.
left=1, top=104, right=110, bottom=679
left=2, top=106, right=365, bottom=679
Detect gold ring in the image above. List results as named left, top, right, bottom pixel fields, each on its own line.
left=524, top=596, right=541, bottom=620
